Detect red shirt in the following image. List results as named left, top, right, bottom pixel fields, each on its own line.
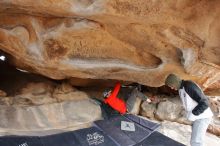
left=104, top=83, right=127, bottom=114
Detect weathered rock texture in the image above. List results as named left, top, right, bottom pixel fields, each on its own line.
left=140, top=94, right=220, bottom=136
left=0, top=0, right=220, bottom=92
left=0, top=81, right=102, bottom=136
left=0, top=90, right=6, bottom=97
left=0, top=100, right=102, bottom=136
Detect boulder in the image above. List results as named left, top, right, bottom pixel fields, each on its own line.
left=155, top=99, right=184, bottom=122
left=140, top=101, right=157, bottom=119
left=141, top=96, right=191, bottom=124
left=0, top=0, right=220, bottom=93
left=126, top=89, right=145, bottom=115
left=141, top=95, right=220, bottom=136
left=0, top=99, right=102, bottom=136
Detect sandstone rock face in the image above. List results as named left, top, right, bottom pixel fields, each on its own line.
left=155, top=100, right=184, bottom=121
left=14, top=82, right=57, bottom=105
left=141, top=101, right=157, bottom=119
left=0, top=99, right=102, bottom=136
left=52, top=82, right=89, bottom=102
left=140, top=95, right=220, bottom=136
left=0, top=90, right=6, bottom=97
left=208, top=96, right=220, bottom=136
left=209, top=96, right=220, bottom=118
left=0, top=81, right=91, bottom=106
left=0, top=0, right=220, bottom=92
left=141, top=97, right=190, bottom=124
left=0, top=81, right=102, bottom=136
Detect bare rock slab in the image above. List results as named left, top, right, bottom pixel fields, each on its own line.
left=0, top=99, right=102, bottom=136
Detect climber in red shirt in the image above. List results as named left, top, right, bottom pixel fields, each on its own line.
left=103, top=82, right=127, bottom=114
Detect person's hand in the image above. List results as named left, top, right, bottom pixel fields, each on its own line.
left=192, top=108, right=200, bottom=115
left=103, top=90, right=112, bottom=98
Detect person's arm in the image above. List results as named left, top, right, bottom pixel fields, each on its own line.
left=110, top=82, right=121, bottom=98
left=183, top=81, right=209, bottom=115
left=179, top=90, right=187, bottom=110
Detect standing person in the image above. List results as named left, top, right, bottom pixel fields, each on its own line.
left=165, top=74, right=213, bottom=146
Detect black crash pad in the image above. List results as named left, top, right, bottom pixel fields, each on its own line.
left=136, top=131, right=185, bottom=146
left=124, top=114, right=160, bottom=131
left=0, top=114, right=185, bottom=146
left=0, top=136, right=42, bottom=146
left=94, top=115, right=156, bottom=146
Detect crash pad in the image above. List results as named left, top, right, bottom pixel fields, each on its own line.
left=0, top=114, right=185, bottom=146
left=0, top=127, right=116, bottom=146
left=94, top=115, right=155, bottom=146
left=124, top=114, right=160, bottom=131
left=136, top=131, right=185, bottom=146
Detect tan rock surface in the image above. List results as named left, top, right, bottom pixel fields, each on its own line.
left=52, top=82, right=89, bottom=102
left=0, top=0, right=220, bottom=92
left=140, top=95, right=220, bottom=136
left=0, top=90, right=6, bottom=97
left=0, top=80, right=102, bottom=136
left=0, top=80, right=91, bottom=106
left=0, top=99, right=102, bottom=136
left=13, top=82, right=56, bottom=105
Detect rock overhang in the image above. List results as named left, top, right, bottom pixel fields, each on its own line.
left=0, top=0, right=220, bottom=94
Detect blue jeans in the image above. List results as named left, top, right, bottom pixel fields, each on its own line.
left=190, top=118, right=211, bottom=146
